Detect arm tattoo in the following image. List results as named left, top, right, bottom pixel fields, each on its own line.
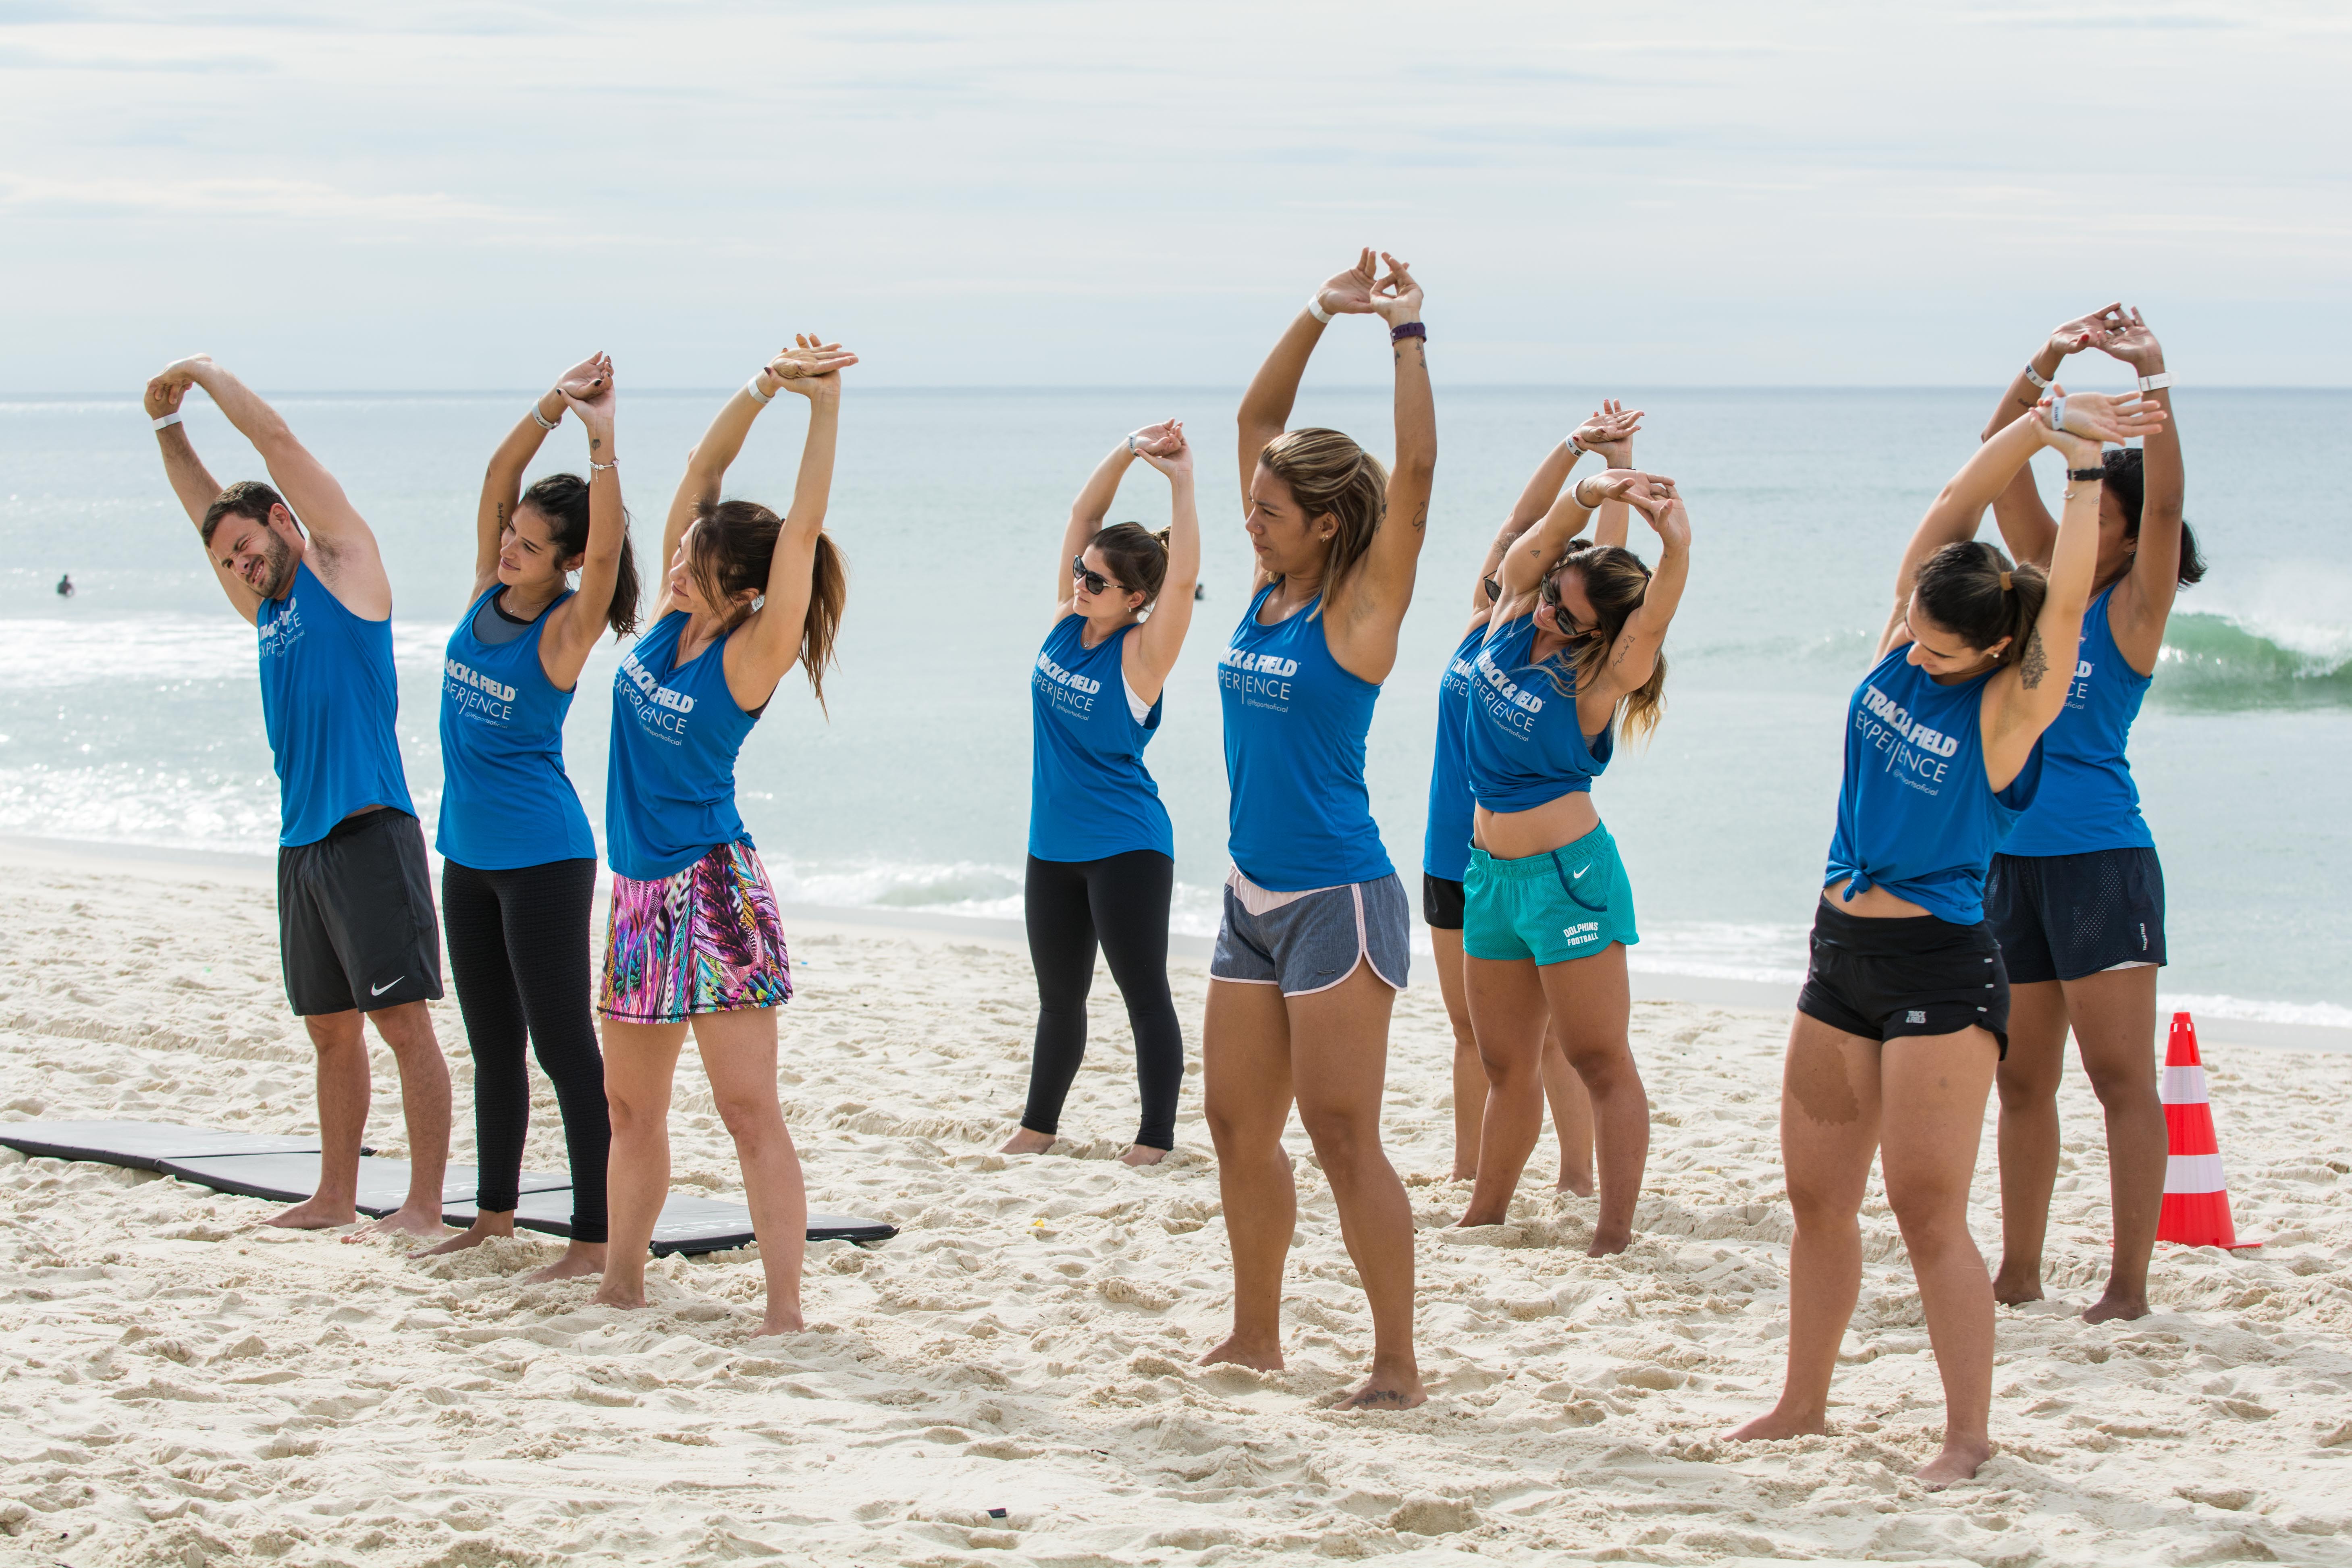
left=495, top=502, right=508, bottom=529
left=2018, top=626, right=2048, bottom=689
left=1411, top=502, right=1428, bottom=534
left=590, top=436, right=601, bottom=451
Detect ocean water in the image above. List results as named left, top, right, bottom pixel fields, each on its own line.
left=2, top=386, right=2345, bottom=1026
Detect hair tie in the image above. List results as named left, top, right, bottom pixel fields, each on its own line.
left=1999, top=571, right=2013, bottom=592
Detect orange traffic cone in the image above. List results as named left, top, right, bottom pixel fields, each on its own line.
left=2157, top=1012, right=2258, bottom=1250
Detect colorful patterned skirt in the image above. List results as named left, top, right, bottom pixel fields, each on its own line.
left=598, top=841, right=792, bottom=1024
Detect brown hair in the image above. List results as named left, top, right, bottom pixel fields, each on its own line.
left=1914, top=539, right=2047, bottom=667
left=1259, top=427, right=1388, bottom=599
left=1546, top=538, right=1670, bottom=744
left=1091, top=522, right=1172, bottom=605
left=200, top=480, right=290, bottom=546
left=517, top=473, right=641, bottom=639
left=686, top=499, right=848, bottom=710
left=2101, top=447, right=2206, bottom=589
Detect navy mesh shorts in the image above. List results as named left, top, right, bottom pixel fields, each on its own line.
left=1985, top=846, right=2166, bottom=985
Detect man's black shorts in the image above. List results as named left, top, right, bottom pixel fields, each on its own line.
left=1797, top=896, right=2009, bottom=1057
left=277, top=808, right=445, bottom=1016
left=1985, top=846, right=2166, bottom=986
left=1422, top=872, right=1467, bottom=932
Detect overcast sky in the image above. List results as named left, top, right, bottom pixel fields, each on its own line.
left=2, top=1, right=2344, bottom=390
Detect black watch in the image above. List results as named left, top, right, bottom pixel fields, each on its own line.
left=2068, top=466, right=2105, bottom=482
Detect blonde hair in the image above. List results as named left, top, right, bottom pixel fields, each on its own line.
left=1259, top=427, right=1388, bottom=599
left=1546, top=539, right=1669, bottom=744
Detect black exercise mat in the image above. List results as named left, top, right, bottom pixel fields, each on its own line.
left=648, top=1192, right=897, bottom=1255
left=0, top=1118, right=324, bottom=1171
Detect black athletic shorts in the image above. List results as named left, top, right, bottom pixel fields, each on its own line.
left=1422, top=872, right=1467, bottom=931
left=1985, top=846, right=2166, bottom=986
left=276, top=808, right=445, bottom=1016
left=1797, top=896, right=2009, bottom=1057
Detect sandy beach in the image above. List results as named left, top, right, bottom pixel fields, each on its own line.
left=3, top=839, right=2348, bottom=1568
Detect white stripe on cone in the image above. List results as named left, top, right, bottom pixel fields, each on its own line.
left=2162, top=1064, right=2210, bottom=1105
left=2166, top=1152, right=2227, bottom=1194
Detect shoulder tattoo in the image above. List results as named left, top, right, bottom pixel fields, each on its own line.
left=2018, top=626, right=2048, bottom=690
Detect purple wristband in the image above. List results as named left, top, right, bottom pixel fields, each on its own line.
left=1389, top=321, right=1426, bottom=343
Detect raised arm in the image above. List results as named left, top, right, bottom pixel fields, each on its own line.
left=1469, top=402, right=1642, bottom=622
left=144, top=372, right=253, bottom=623
left=1339, top=253, right=1436, bottom=626
left=476, top=352, right=610, bottom=599
left=1982, top=305, right=2118, bottom=569
left=1880, top=414, right=2054, bottom=658
left=1578, top=481, right=1689, bottom=734
left=2099, top=307, right=2186, bottom=662
left=1128, top=422, right=1200, bottom=698
left=1497, top=468, right=1656, bottom=606
left=1235, top=249, right=1382, bottom=504
left=1579, top=401, right=1641, bottom=550
left=536, top=368, right=630, bottom=691
left=156, top=356, right=389, bottom=617
left=724, top=338, right=856, bottom=710
left=1055, top=433, right=1144, bottom=613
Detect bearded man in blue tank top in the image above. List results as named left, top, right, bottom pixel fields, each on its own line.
left=1422, top=410, right=1645, bottom=1196
left=1457, top=461, right=1691, bottom=1257
left=1001, top=418, right=1202, bottom=1167
left=1727, top=383, right=2170, bottom=1489
left=593, top=334, right=856, bottom=1340
left=1978, top=306, right=2202, bottom=1326
left=1199, top=250, right=1434, bottom=1411
left=412, top=352, right=641, bottom=1283
left=144, top=355, right=452, bottom=1240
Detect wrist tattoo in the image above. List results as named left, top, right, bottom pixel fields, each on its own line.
left=2018, top=627, right=2048, bottom=690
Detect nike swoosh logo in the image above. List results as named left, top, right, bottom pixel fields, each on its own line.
left=370, top=978, right=400, bottom=997
left=1571, top=866, right=1590, bottom=879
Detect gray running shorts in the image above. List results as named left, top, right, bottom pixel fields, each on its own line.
left=1211, top=871, right=1410, bottom=996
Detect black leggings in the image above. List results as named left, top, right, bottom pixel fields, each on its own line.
left=441, top=857, right=609, bottom=1241
left=1021, top=849, right=1184, bottom=1150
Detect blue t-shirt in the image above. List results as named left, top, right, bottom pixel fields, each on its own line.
left=256, top=560, right=415, bottom=847
left=1999, top=581, right=2156, bottom=858
left=1825, top=644, right=2045, bottom=925
left=1464, top=611, right=1614, bottom=814
left=1028, top=614, right=1174, bottom=862
left=436, top=586, right=597, bottom=870
left=1421, top=623, right=1486, bottom=882
left=1218, top=584, right=1392, bottom=891
left=605, top=610, right=763, bottom=881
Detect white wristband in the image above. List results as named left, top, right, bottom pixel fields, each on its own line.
left=1565, top=434, right=1587, bottom=457
left=746, top=374, right=775, bottom=405
left=1573, top=475, right=1600, bottom=508
left=151, top=412, right=183, bottom=431
left=1305, top=295, right=1332, bottom=325
left=2023, top=363, right=2052, bottom=390
left=2137, top=371, right=2173, bottom=392
left=531, top=403, right=559, bottom=431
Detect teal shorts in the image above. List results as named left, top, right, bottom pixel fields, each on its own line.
left=1462, top=825, right=1640, bottom=966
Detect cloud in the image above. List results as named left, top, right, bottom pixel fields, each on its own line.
left=0, top=170, right=529, bottom=227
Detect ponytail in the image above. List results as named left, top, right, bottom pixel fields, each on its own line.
left=1091, top=521, right=1172, bottom=605
left=685, top=498, right=850, bottom=713
left=1915, top=540, right=2047, bottom=667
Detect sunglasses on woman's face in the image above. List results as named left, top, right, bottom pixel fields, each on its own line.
left=1072, top=556, right=1122, bottom=597
left=1540, top=572, right=1594, bottom=638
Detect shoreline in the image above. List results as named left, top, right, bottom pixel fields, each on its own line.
left=6, top=829, right=2342, bottom=1054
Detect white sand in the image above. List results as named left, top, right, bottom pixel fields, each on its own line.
left=2, top=842, right=2348, bottom=1567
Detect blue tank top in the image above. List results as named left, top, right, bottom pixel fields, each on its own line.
left=1997, top=581, right=2155, bottom=858
left=436, top=586, right=597, bottom=870
left=256, top=561, right=414, bottom=847
left=1422, top=623, right=1486, bottom=881
left=1825, top=644, right=2046, bottom=926
left=1464, top=613, right=1614, bottom=813
left=1028, top=615, right=1174, bottom=863
left=1218, top=584, right=1392, bottom=891
left=605, top=610, right=763, bottom=881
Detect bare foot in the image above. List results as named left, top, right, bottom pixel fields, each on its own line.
left=1450, top=1169, right=1477, bottom=1184
left=1587, top=1227, right=1631, bottom=1257
left=1334, top=1364, right=1426, bottom=1410
left=1914, top=1436, right=1993, bottom=1489
left=1991, top=1263, right=2044, bottom=1307
left=1556, top=1170, right=1595, bottom=1198
left=1199, top=1334, right=1284, bottom=1373
left=347, top=1202, right=448, bottom=1243
left=998, top=1128, right=1056, bottom=1155
left=751, top=1306, right=805, bottom=1337
left=411, top=1214, right=515, bottom=1259
left=2083, top=1289, right=2149, bottom=1324
left=592, top=1281, right=648, bottom=1309
left=519, top=1242, right=607, bottom=1284
left=1453, top=1207, right=1508, bottom=1229
left=1120, top=1144, right=1168, bottom=1167
left=264, top=1194, right=359, bottom=1230
left=1724, top=1405, right=1827, bottom=1442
